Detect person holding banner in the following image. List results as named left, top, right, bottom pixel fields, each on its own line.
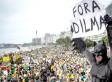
left=71, top=15, right=112, bottom=82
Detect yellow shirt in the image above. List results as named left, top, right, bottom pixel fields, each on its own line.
left=12, top=74, right=15, bottom=79
left=22, top=79, right=25, bottom=82
left=67, top=73, right=71, bottom=78
left=70, top=74, right=74, bottom=79
left=51, top=65, right=55, bottom=70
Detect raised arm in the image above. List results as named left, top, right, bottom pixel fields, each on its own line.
left=104, top=14, right=112, bottom=57
left=71, top=38, right=95, bottom=65
left=104, top=14, right=112, bottom=71
left=83, top=48, right=95, bottom=65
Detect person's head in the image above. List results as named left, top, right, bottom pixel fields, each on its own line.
left=95, top=54, right=103, bottom=62
left=94, top=41, right=108, bottom=64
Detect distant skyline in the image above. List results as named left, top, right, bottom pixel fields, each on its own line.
left=0, top=0, right=111, bottom=44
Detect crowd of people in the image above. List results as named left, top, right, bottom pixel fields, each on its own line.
left=0, top=47, right=92, bottom=82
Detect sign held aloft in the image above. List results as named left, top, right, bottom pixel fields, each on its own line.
left=71, top=0, right=106, bottom=38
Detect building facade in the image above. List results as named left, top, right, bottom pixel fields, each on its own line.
left=84, top=31, right=107, bottom=42
left=106, top=2, right=112, bottom=17
left=32, top=38, right=41, bottom=45
left=32, top=31, right=72, bottom=45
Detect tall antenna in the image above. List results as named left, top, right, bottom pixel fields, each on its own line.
left=36, top=30, right=37, bottom=38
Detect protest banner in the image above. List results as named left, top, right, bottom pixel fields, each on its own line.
left=15, top=55, right=22, bottom=60
left=3, top=56, right=11, bottom=62
left=71, top=0, right=106, bottom=38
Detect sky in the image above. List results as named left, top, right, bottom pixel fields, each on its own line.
left=0, top=0, right=111, bottom=44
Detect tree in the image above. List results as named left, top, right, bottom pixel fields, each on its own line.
left=56, top=38, right=64, bottom=46
left=85, top=39, right=94, bottom=47
left=101, top=36, right=108, bottom=45
left=56, top=36, right=71, bottom=50
left=63, top=36, right=72, bottom=50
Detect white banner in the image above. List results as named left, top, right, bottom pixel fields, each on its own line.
left=71, top=0, right=106, bottom=38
